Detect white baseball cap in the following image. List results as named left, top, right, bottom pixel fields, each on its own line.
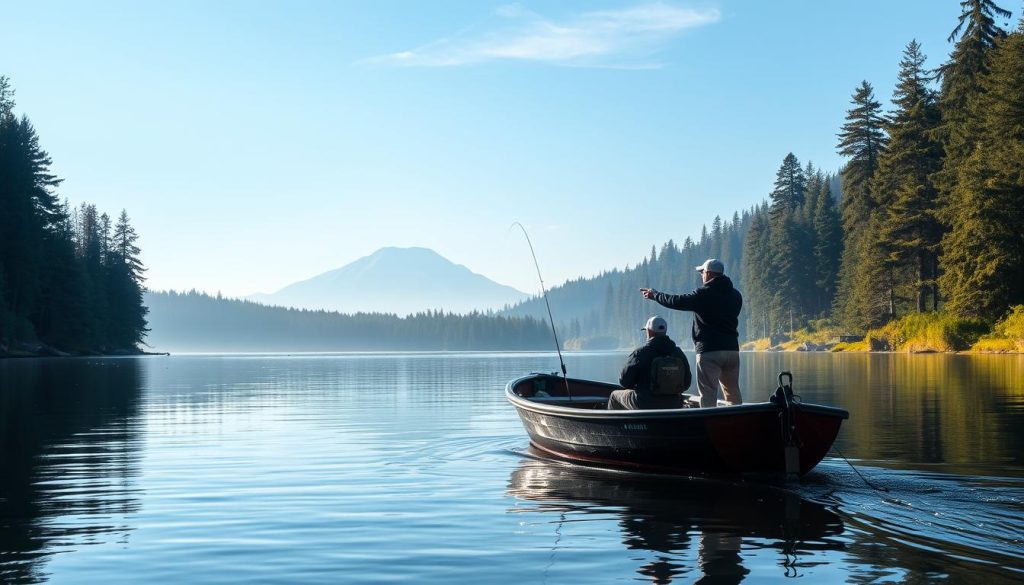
left=695, top=258, right=725, bottom=274
left=641, top=315, right=668, bottom=333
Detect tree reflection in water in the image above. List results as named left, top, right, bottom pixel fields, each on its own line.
left=0, top=358, right=145, bottom=584
left=506, top=450, right=845, bottom=584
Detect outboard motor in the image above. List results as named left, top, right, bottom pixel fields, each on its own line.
left=771, top=371, right=801, bottom=477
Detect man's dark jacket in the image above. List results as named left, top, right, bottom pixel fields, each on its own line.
left=619, top=335, right=691, bottom=408
left=651, top=275, right=742, bottom=353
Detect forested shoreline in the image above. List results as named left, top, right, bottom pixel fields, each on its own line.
left=746, top=0, right=1023, bottom=351
left=4, top=2, right=1022, bottom=355
left=0, top=75, right=562, bottom=356
left=508, top=1, right=1023, bottom=353
left=0, top=77, right=149, bottom=357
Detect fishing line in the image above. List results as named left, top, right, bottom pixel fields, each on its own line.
left=511, top=222, right=571, bottom=399
left=831, top=445, right=889, bottom=493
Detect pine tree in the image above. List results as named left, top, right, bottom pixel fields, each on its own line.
left=935, top=1, right=1012, bottom=222
left=35, top=200, right=95, bottom=349
left=768, top=153, right=807, bottom=221
left=812, top=179, right=842, bottom=317
left=107, top=209, right=149, bottom=348
left=834, top=81, right=887, bottom=331
left=937, top=0, right=1012, bottom=147
left=742, top=208, right=772, bottom=337
left=0, top=110, right=63, bottom=325
left=938, top=20, right=1024, bottom=318
left=709, top=215, right=724, bottom=261
left=765, top=154, right=813, bottom=328
left=874, top=40, right=944, bottom=313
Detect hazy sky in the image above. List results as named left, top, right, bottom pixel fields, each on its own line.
left=2, top=1, right=984, bottom=296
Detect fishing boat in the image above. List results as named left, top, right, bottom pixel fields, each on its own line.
left=506, top=371, right=848, bottom=476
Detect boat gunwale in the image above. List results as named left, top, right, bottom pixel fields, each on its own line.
left=504, top=373, right=850, bottom=421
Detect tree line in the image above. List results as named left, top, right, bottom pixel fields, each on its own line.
left=0, top=73, right=563, bottom=354
left=0, top=76, right=148, bottom=354
left=506, top=1, right=1022, bottom=347
left=503, top=208, right=763, bottom=347
left=7, top=2, right=1020, bottom=353
left=145, top=290, right=556, bottom=352
left=744, top=0, right=1022, bottom=334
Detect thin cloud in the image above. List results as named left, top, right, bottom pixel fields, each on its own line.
left=365, top=3, right=720, bottom=68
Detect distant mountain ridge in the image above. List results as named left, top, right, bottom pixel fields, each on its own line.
left=249, top=247, right=530, bottom=315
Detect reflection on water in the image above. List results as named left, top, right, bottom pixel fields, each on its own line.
left=0, top=352, right=1021, bottom=584
left=0, top=358, right=144, bottom=584
left=507, top=452, right=845, bottom=584
left=740, top=353, right=1024, bottom=474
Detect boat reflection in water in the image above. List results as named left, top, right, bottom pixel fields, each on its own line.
left=506, top=450, right=845, bottom=584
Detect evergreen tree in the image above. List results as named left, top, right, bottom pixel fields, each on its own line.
left=768, top=153, right=807, bottom=220
left=875, top=40, right=944, bottom=313
left=742, top=208, right=772, bottom=337
left=936, top=0, right=1012, bottom=149
left=934, top=0, right=1012, bottom=225
left=0, top=110, right=62, bottom=327
left=35, top=199, right=95, bottom=349
left=765, top=154, right=813, bottom=329
left=0, top=76, right=149, bottom=353
left=938, top=20, right=1024, bottom=318
left=834, top=81, right=887, bottom=331
left=812, top=180, right=842, bottom=317
left=710, top=215, right=723, bottom=260
left=803, top=166, right=822, bottom=225
left=107, top=210, right=149, bottom=348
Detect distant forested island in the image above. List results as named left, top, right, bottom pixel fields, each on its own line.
left=506, top=1, right=1024, bottom=353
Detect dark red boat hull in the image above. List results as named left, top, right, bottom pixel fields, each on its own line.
left=506, top=373, right=848, bottom=476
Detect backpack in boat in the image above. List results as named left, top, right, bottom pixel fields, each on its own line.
left=650, top=355, right=691, bottom=395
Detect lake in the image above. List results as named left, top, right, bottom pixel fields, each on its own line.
left=1, top=352, right=1022, bottom=584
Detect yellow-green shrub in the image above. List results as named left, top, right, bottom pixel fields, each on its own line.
left=868, top=312, right=988, bottom=352
left=742, top=338, right=771, bottom=351
left=831, top=339, right=869, bottom=352
left=970, top=337, right=1018, bottom=352
left=971, top=305, right=1024, bottom=352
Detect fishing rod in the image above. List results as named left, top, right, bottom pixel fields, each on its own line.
left=511, top=222, right=571, bottom=400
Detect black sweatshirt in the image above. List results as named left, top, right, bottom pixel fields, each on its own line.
left=619, top=334, right=690, bottom=394
left=651, top=275, right=742, bottom=353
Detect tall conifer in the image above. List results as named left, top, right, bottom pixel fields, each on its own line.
left=834, top=82, right=887, bottom=331
left=874, top=40, right=944, bottom=313
left=812, top=180, right=842, bottom=317
left=939, top=20, right=1024, bottom=318
left=742, top=209, right=772, bottom=337
left=766, top=154, right=814, bottom=327
left=935, top=0, right=1011, bottom=219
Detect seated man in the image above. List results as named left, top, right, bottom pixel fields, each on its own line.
left=608, top=316, right=693, bottom=410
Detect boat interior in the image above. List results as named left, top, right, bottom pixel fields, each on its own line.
left=510, top=375, right=701, bottom=410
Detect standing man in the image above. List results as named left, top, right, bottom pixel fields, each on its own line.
left=608, top=316, right=691, bottom=410
left=639, top=259, right=743, bottom=407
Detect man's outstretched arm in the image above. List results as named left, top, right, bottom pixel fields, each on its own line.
left=640, top=287, right=700, bottom=311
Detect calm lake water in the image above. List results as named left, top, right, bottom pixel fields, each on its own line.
left=1, top=352, right=1022, bottom=584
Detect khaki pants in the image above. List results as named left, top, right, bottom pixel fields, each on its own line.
left=696, top=351, right=742, bottom=407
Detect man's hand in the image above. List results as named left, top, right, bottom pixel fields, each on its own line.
left=640, top=288, right=655, bottom=300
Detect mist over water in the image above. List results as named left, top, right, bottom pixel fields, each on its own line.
left=1, top=352, right=1022, bottom=584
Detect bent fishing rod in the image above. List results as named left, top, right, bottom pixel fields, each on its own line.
left=511, top=222, right=572, bottom=400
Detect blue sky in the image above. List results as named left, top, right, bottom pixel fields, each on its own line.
left=1, top=1, right=995, bottom=296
